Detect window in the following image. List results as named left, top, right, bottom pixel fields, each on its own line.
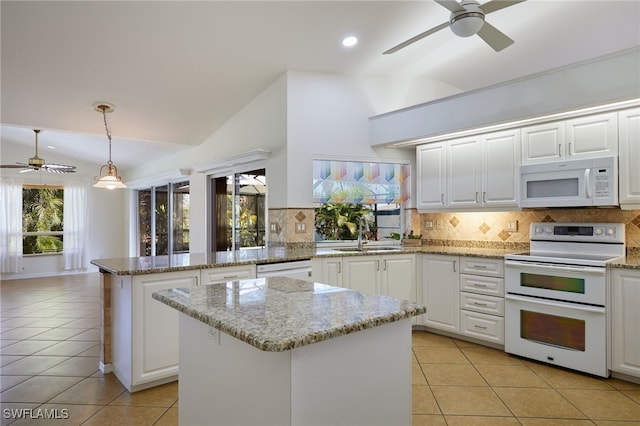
left=137, top=181, right=190, bottom=256
left=210, top=169, right=266, bottom=251
left=312, top=160, right=409, bottom=242
left=22, top=185, right=64, bottom=255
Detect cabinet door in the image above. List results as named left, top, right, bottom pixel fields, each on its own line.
left=521, top=121, right=565, bottom=164
left=380, top=254, right=416, bottom=302
left=610, top=268, right=640, bottom=378
left=481, top=130, right=520, bottom=207
left=618, top=108, right=640, bottom=208
left=416, top=143, right=446, bottom=209
left=132, top=271, right=198, bottom=386
left=565, top=112, right=618, bottom=159
left=312, top=257, right=343, bottom=287
left=422, top=255, right=459, bottom=333
left=342, top=255, right=380, bottom=295
left=448, top=137, right=481, bottom=208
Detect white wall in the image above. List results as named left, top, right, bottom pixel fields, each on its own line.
left=1, top=140, right=127, bottom=279
left=286, top=71, right=458, bottom=209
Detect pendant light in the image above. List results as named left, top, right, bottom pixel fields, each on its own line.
left=93, top=102, right=126, bottom=189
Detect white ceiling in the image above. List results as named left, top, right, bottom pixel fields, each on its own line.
left=1, top=1, right=639, bottom=170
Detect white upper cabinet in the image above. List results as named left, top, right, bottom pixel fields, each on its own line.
left=522, top=112, right=618, bottom=164
left=416, top=142, right=447, bottom=209
left=521, top=121, right=565, bottom=164
left=416, top=129, right=520, bottom=211
left=618, top=107, right=640, bottom=209
left=448, top=137, right=481, bottom=208
left=481, top=130, right=521, bottom=207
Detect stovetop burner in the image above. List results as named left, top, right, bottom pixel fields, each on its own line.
left=506, top=222, right=626, bottom=268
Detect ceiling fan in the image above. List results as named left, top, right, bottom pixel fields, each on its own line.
left=384, top=0, right=525, bottom=54
left=0, top=129, right=76, bottom=174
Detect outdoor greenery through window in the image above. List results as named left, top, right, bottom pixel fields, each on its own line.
left=312, top=160, right=409, bottom=242
left=22, top=185, right=64, bottom=255
left=210, top=169, right=266, bottom=251
left=138, top=181, right=190, bottom=256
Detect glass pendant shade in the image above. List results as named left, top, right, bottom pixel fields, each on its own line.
left=93, top=163, right=126, bottom=190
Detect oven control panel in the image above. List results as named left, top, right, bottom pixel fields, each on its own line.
left=531, top=222, right=625, bottom=243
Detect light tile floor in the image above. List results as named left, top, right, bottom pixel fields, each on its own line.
left=1, top=274, right=639, bottom=425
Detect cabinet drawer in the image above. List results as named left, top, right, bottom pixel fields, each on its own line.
left=201, top=265, right=256, bottom=285
left=459, top=257, right=504, bottom=277
left=460, top=292, right=504, bottom=316
left=460, top=274, right=504, bottom=296
left=460, top=310, right=504, bottom=344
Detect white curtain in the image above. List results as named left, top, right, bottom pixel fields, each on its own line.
left=0, top=178, right=23, bottom=273
left=63, top=182, right=89, bottom=270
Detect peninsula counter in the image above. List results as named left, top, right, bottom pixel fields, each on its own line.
left=153, top=276, right=425, bottom=426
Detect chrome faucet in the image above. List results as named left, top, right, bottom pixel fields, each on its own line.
left=357, top=216, right=369, bottom=250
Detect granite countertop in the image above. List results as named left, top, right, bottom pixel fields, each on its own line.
left=152, top=276, right=426, bottom=352
left=92, top=245, right=640, bottom=275
left=608, top=255, right=640, bottom=270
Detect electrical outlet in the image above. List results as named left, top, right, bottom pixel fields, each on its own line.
left=425, top=220, right=433, bottom=230
left=506, top=220, right=518, bottom=232
left=436, top=220, right=443, bottom=230
left=295, top=223, right=306, bottom=233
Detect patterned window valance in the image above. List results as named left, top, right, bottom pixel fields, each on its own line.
left=312, top=160, right=410, bottom=204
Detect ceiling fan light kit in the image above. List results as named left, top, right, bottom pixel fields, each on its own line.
left=383, top=0, right=523, bottom=54
left=93, top=102, right=127, bottom=190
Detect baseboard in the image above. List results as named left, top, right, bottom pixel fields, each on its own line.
left=100, top=362, right=114, bottom=374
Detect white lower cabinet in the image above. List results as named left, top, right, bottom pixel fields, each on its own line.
left=112, top=270, right=198, bottom=392
left=422, top=255, right=460, bottom=333
left=421, top=254, right=505, bottom=345
left=111, top=264, right=255, bottom=392
left=311, top=257, right=343, bottom=287
left=459, top=257, right=505, bottom=345
left=312, top=254, right=417, bottom=302
left=610, top=267, right=640, bottom=379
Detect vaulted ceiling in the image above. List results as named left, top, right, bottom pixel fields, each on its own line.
left=2, top=1, right=639, bottom=169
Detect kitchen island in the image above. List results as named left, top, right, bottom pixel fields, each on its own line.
left=153, top=276, right=425, bottom=426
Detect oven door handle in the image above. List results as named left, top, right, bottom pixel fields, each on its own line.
left=504, top=260, right=606, bottom=276
left=505, top=294, right=606, bottom=314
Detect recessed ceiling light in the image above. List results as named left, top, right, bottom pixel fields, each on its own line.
left=47, top=145, right=55, bottom=150
left=342, top=36, right=358, bottom=47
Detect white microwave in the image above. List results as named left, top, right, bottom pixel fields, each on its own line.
left=520, top=156, right=618, bottom=208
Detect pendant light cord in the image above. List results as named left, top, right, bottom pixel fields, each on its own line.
left=100, top=106, right=113, bottom=166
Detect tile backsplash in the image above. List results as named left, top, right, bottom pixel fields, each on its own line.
left=410, top=208, right=640, bottom=255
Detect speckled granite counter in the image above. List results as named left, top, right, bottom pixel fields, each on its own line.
left=609, top=255, right=640, bottom=270
left=91, top=245, right=516, bottom=276
left=152, top=276, right=425, bottom=352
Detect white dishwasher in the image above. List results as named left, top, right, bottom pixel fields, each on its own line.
left=256, top=260, right=313, bottom=280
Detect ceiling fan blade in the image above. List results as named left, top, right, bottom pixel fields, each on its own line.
left=383, top=21, right=450, bottom=54
left=0, top=164, right=29, bottom=169
left=435, top=0, right=466, bottom=13
left=42, top=164, right=76, bottom=174
left=477, top=21, right=514, bottom=51
left=481, top=0, right=526, bottom=15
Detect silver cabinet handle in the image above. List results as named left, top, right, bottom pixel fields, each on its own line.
left=475, top=192, right=479, bottom=203
left=482, top=192, right=486, bottom=203
left=441, top=194, right=445, bottom=205
left=558, top=143, right=562, bottom=156
left=338, top=263, right=341, bottom=274
left=376, top=260, right=380, bottom=271
left=453, top=261, right=457, bottom=272
left=474, top=324, right=487, bottom=330
left=194, top=276, right=199, bottom=286
left=383, top=260, right=387, bottom=271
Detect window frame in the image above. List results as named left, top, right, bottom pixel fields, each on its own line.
left=22, top=184, right=64, bottom=256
